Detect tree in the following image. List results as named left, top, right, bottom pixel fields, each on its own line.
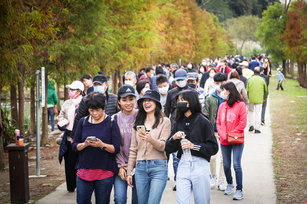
left=282, top=1, right=307, bottom=88
left=225, top=15, right=260, bottom=54
left=256, top=2, right=287, bottom=68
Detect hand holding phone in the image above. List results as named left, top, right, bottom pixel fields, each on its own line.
left=87, top=136, right=97, bottom=141
left=136, top=125, right=146, bottom=134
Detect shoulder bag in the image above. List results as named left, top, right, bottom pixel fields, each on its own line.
left=225, top=106, right=244, bottom=145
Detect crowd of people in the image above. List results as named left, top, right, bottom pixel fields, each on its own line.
left=52, top=54, right=277, bottom=204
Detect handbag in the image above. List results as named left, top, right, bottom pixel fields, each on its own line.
left=225, top=106, right=244, bottom=145
left=53, top=105, right=58, bottom=115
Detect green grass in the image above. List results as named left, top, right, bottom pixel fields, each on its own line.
left=269, top=71, right=307, bottom=132
left=269, top=71, right=307, bottom=203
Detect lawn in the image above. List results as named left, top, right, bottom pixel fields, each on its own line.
left=269, top=72, right=307, bottom=203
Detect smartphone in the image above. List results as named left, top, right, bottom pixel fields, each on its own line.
left=87, top=136, right=97, bottom=141
left=136, top=125, right=146, bottom=134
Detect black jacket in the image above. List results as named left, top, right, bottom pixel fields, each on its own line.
left=71, top=92, right=118, bottom=138
left=165, top=113, right=218, bottom=162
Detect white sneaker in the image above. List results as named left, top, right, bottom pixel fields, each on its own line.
left=210, top=175, right=217, bottom=189
left=217, top=182, right=226, bottom=191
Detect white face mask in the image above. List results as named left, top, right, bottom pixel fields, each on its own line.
left=220, top=90, right=228, bottom=100
left=200, top=68, right=205, bottom=73
left=94, top=85, right=106, bottom=94
left=176, top=80, right=187, bottom=88
left=141, top=88, right=150, bottom=95
left=187, top=64, right=192, bottom=69
left=158, top=86, right=169, bottom=95
left=215, top=84, right=222, bottom=92
left=125, top=81, right=134, bottom=87
left=209, top=73, right=215, bottom=78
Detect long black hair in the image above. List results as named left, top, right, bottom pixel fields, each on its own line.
left=133, top=100, right=163, bottom=130
left=175, top=90, right=201, bottom=121
left=221, top=82, right=242, bottom=107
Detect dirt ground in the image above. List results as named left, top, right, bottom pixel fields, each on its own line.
left=0, top=133, right=66, bottom=203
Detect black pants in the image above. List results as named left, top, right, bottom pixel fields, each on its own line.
left=277, top=81, right=284, bottom=90
left=64, top=141, right=77, bottom=192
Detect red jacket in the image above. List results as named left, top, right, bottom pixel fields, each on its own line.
left=216, top=65, right=232, bottom=75
left=216, top=101, right=247, bottom=145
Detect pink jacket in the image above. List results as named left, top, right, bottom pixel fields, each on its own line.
left=216, top=101, right=247, bottom=145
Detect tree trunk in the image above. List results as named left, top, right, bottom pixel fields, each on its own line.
left=112, top=72, right=118, bottom=94
left=63, top=67, right=68, bottom=100
left=18, top=65, right=25, bottom=136
left=56, top=83, right=61, bottom=113
left=29, top=86, right=36, bottom=136
left=10, top=84, right=18, bottom=127
left=0, top=84, right=6, bottom=170
left=41, top=73, right=48, bottom=146
left=282, top=59, right=287, bottom=78
left=297, top=62, right=307, bottom=88
left=289, top=60, right=294, bottom=79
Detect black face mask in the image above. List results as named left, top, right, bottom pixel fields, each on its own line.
left=177, top=102, right=189, bottom=113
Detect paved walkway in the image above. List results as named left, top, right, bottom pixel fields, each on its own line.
left=36, top=103, right=276, bottom=204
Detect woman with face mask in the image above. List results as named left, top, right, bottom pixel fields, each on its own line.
left=57, top=80, right=84, bottom=192
left=136, top=80, right=151, bottom=98
left=165, top=90, right=218, bottom=204
left=204, top=68, right=217, bottom=97
left=216, top=82, right=247, bottom=200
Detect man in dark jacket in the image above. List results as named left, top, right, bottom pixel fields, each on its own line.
left=72, top=74, right=118, bottom=138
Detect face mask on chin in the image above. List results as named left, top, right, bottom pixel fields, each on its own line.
left=94, top=85, right=106, bottom=94
left=176, top=80, right=187, bottom=88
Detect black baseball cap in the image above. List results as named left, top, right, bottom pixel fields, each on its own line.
left=93, top=74, right=108, bottom=84
left=118, top=85, right=136, bottom=98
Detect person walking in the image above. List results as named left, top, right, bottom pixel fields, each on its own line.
left=165, top=90, right=218, bottom=204
left=216, top=82, right=247, bottom=200
left=260, top=68, right=270, bottom=126
left=164, top=68, right=197, bottom=189
left=246, top=67, right=268, bottom=133
left=47, top=80, right=58, bottom=132
left=57, top=81, right=84, bottom=192
left=203, top=73, right=227, bottom=191
left=273, top=68, right=285, bottom=90
left=113, top=85, right=138, bottom=204
left=228, top=70, right=249, bottom=104
left=72, top=92, right=121, bottom=204
left=72, top=74, right=118, bottom=137
left=127, top=90, right=171, bottom=204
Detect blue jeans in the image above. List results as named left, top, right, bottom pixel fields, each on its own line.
left=76, top=176, right=113, bottom=204
left=176, top=156, right=211, bottom=204
left=220, top=144, right=244, bottom=190
left=261, top=100, right=267, bottom=123
left=114, top=175, right=138, bottom=204
left=47, top=107, right=55, bottom=131
left=172, top=152, right=179, bottom=181
left=135, top=159, right=168, bottom=204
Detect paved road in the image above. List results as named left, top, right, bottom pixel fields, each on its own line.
left=36, top=104, right=276, bottom=204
